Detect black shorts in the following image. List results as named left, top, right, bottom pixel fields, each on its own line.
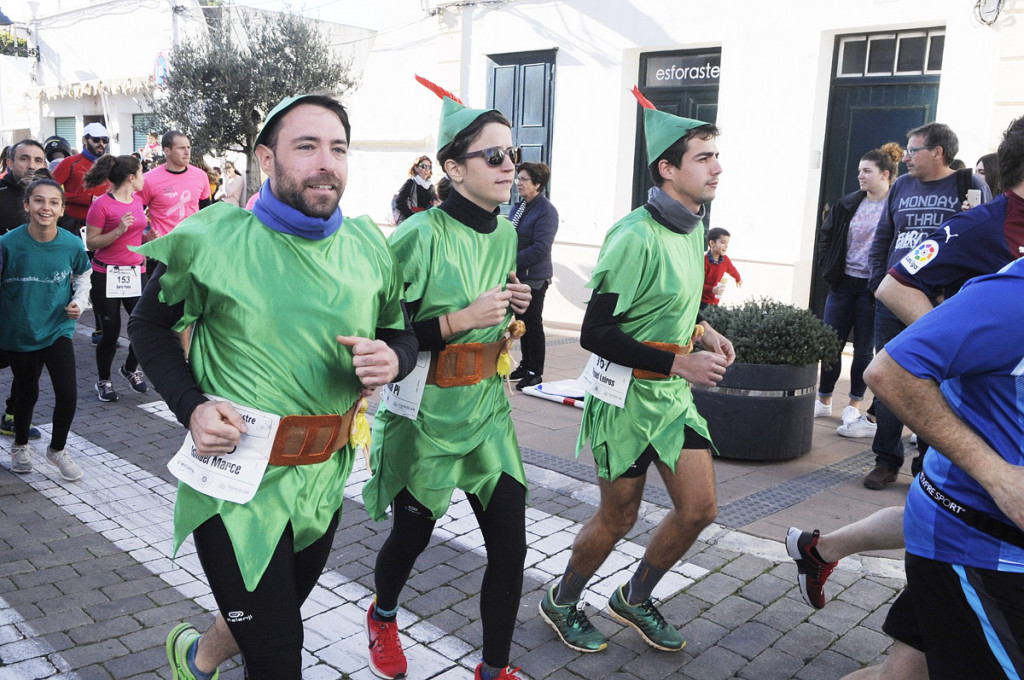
left=618, top=427, right=711, bottom=479
left=884, top=552, right=1024, bottom=679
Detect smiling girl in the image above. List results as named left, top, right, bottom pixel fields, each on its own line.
left=0, top=177, right=91, bottom=480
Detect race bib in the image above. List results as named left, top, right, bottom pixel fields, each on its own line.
left=167, top=397, right=280, bottom=504
left=379, top=351, right=430, bottom=420
left=579, top=353, right=632, bottom=408
left=106, top=265, right=142, bottom=298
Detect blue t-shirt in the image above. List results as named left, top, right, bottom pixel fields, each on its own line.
left=868, top=171, right=991, bottom=290
left=888, top=257, right=1024, bottom=572
left=890, top=192, right=1024, bottom=298
left=0, top=225, right=91, bottom=351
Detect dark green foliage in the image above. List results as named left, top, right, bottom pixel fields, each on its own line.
left=701, top=297, right=841, bottom=368
left=146, top=7, right=357, bottom=193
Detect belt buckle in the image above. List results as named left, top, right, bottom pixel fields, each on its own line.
left=268, top=415, right=343, bottom=466
left=435, top=342, right=485, bottom=387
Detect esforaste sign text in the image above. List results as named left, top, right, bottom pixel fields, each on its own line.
left=645, top=53, right=721, bottom=88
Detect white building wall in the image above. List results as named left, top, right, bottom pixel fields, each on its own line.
left=339, top=0, right=1014, bottom=328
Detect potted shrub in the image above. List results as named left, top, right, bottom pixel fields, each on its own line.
left=693, top=297, right=841, bottom=461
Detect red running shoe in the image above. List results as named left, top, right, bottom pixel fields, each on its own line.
left=786, top=527, right=838, bottom=609
left=366, top=601, right=407, bottom=679
left=475, top=664, right=523, bottom=680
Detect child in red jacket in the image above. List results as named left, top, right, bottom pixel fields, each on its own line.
left=701, top=227, right=742, bottom=308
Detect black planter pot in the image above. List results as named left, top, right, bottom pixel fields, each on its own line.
left=691, top=362, right=817, bottom=461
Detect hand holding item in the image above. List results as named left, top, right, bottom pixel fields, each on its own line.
left=189, top=400, right=248, bottom=455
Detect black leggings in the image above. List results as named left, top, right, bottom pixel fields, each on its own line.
left=7, top=336, right=77, bottom=449
left=374, top=473, right=527, bottom=669
left=193, top=511, right=340, bottom=680
left=92, top=270, right=147, bottom=380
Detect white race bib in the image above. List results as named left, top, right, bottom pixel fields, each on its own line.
left=379, top=351, right=431, bottom=420
left=167, top=397, right=280, bottom=504
left=106, top=265, right=142, bottom=298
left=578, top=353, right=633, bottom=408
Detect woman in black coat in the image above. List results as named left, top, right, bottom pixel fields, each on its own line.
left=394, top=155, right=438, bottom=223
left=510, top=161, right=558, bottom=390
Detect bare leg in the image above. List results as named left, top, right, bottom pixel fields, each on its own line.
left=643, top=449, right=717, bottom=569
left=566, top=473, right=647, bottom=578
left=815, top=505, right=905, bottom=564
left=841, top=641, right=928, bottom=680
left=194, top=614, right=240, bottom=673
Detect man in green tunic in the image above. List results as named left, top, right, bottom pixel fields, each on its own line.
left=540, top=97, right=735, bottom=654
left=129, top=94, right=417, bottom=680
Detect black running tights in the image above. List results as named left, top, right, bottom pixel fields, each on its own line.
left=374, top=473, right=527, bottom=669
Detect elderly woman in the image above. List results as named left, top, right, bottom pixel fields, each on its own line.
left=393, top=155, right=438, bottom=223
left=509, top=161, right=558, bottom=390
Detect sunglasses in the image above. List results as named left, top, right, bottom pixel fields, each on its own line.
left=89, top=137, right=110, bottom=144
left=417, top=163, right=432, bottom=170
left=456, top=146, right=522, bottom=166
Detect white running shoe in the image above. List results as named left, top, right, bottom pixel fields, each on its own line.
left=813, top=400, right=832, bottom=418
left=11, top=443, right=33, bottom=473
left=46, top=447, right=83, bottom=481
left=840, top=405, right=861, bottom=425
left=837, top=415, right=877, bottom=438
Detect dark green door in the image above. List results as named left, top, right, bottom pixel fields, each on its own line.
left=488, top=50, right=556, bottom=212
left=632, top=49, right=720, bottom=212
left=810, top=28, right=944, bottom=315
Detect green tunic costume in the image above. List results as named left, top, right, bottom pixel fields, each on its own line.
left=363, top=207, right=527, bottom=521
left=138, top=203, right=406, bottom=591
left=577, top=206, right=712, bottom=481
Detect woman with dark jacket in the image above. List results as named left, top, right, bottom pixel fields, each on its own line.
left=816, top=142, right=902, bottom=432
left=510, top=161, right=558, bottom=390
left=394, top=155, right=438, bottom=223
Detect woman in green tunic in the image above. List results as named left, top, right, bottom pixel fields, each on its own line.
left=361, top=93, right=532, bottom=680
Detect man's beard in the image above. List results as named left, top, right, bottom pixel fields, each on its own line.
left=275, top=173, right=342, bottom=218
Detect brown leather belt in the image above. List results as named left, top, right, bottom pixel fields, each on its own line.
left=632, top=325, right=705, bottom=380
left=425, top=339, right=506, bottom=388
left=268, top=404, right=357, bottom=466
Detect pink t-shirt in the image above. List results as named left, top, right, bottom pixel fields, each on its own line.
left=86, top=193, right=147, bottom=272
left=138, top=165, right=211, bottom=237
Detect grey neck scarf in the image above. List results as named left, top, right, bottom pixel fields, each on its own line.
left=648, top=186, right=705, bottom=234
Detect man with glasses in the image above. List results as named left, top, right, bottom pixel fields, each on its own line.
left=540, top=94, right=734, bottom=654
left=53, top=122, right=111, bottom=234
left=863, top=122, right=990, bottom=490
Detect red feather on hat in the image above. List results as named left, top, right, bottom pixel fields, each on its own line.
left=416, top=75, right=464, bottom=104
left=631, top=85, right=657, bottom=110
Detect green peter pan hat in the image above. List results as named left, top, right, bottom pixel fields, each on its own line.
left=416, top=75, right=497, bottom=152
left=254, top=93, right=350, bottom=149
left=632, top=85, right=709, bottom=161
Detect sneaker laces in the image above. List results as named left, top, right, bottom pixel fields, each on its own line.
left=127, top=369, right=144, bottom=383
left=635, top=598, right=669, bottom=628
left=371, top=619, right=404, bottom=662
left=567, top=601, right=597, bottom=632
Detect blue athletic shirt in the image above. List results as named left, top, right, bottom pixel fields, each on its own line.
left=889, top=192, right=1024, bottom=298
left=888, top=257, right=1024, bottom=572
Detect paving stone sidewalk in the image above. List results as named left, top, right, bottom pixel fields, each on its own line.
left=0, top=324, right=909, bottom=679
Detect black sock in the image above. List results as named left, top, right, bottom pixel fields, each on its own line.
left=627, top=557, right=667, bottom=605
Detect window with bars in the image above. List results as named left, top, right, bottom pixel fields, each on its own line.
left=837, top=28, right=944, bottom=78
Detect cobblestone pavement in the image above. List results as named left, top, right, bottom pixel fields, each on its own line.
left=0, top=323, right=913, bottom=679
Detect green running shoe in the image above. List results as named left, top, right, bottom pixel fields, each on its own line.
left=606, top=583, right=685, bottom=652
left=539, top=586, right=607, bottom=653
left=167, top=623, right=219, bottom=680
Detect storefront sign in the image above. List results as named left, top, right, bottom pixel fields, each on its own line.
left=645, top=53, right=721, bottom=88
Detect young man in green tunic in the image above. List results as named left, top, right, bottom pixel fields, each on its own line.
left=540, top=97, right=734, bottom=653
left=129, top=94, right=417, bottom=680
